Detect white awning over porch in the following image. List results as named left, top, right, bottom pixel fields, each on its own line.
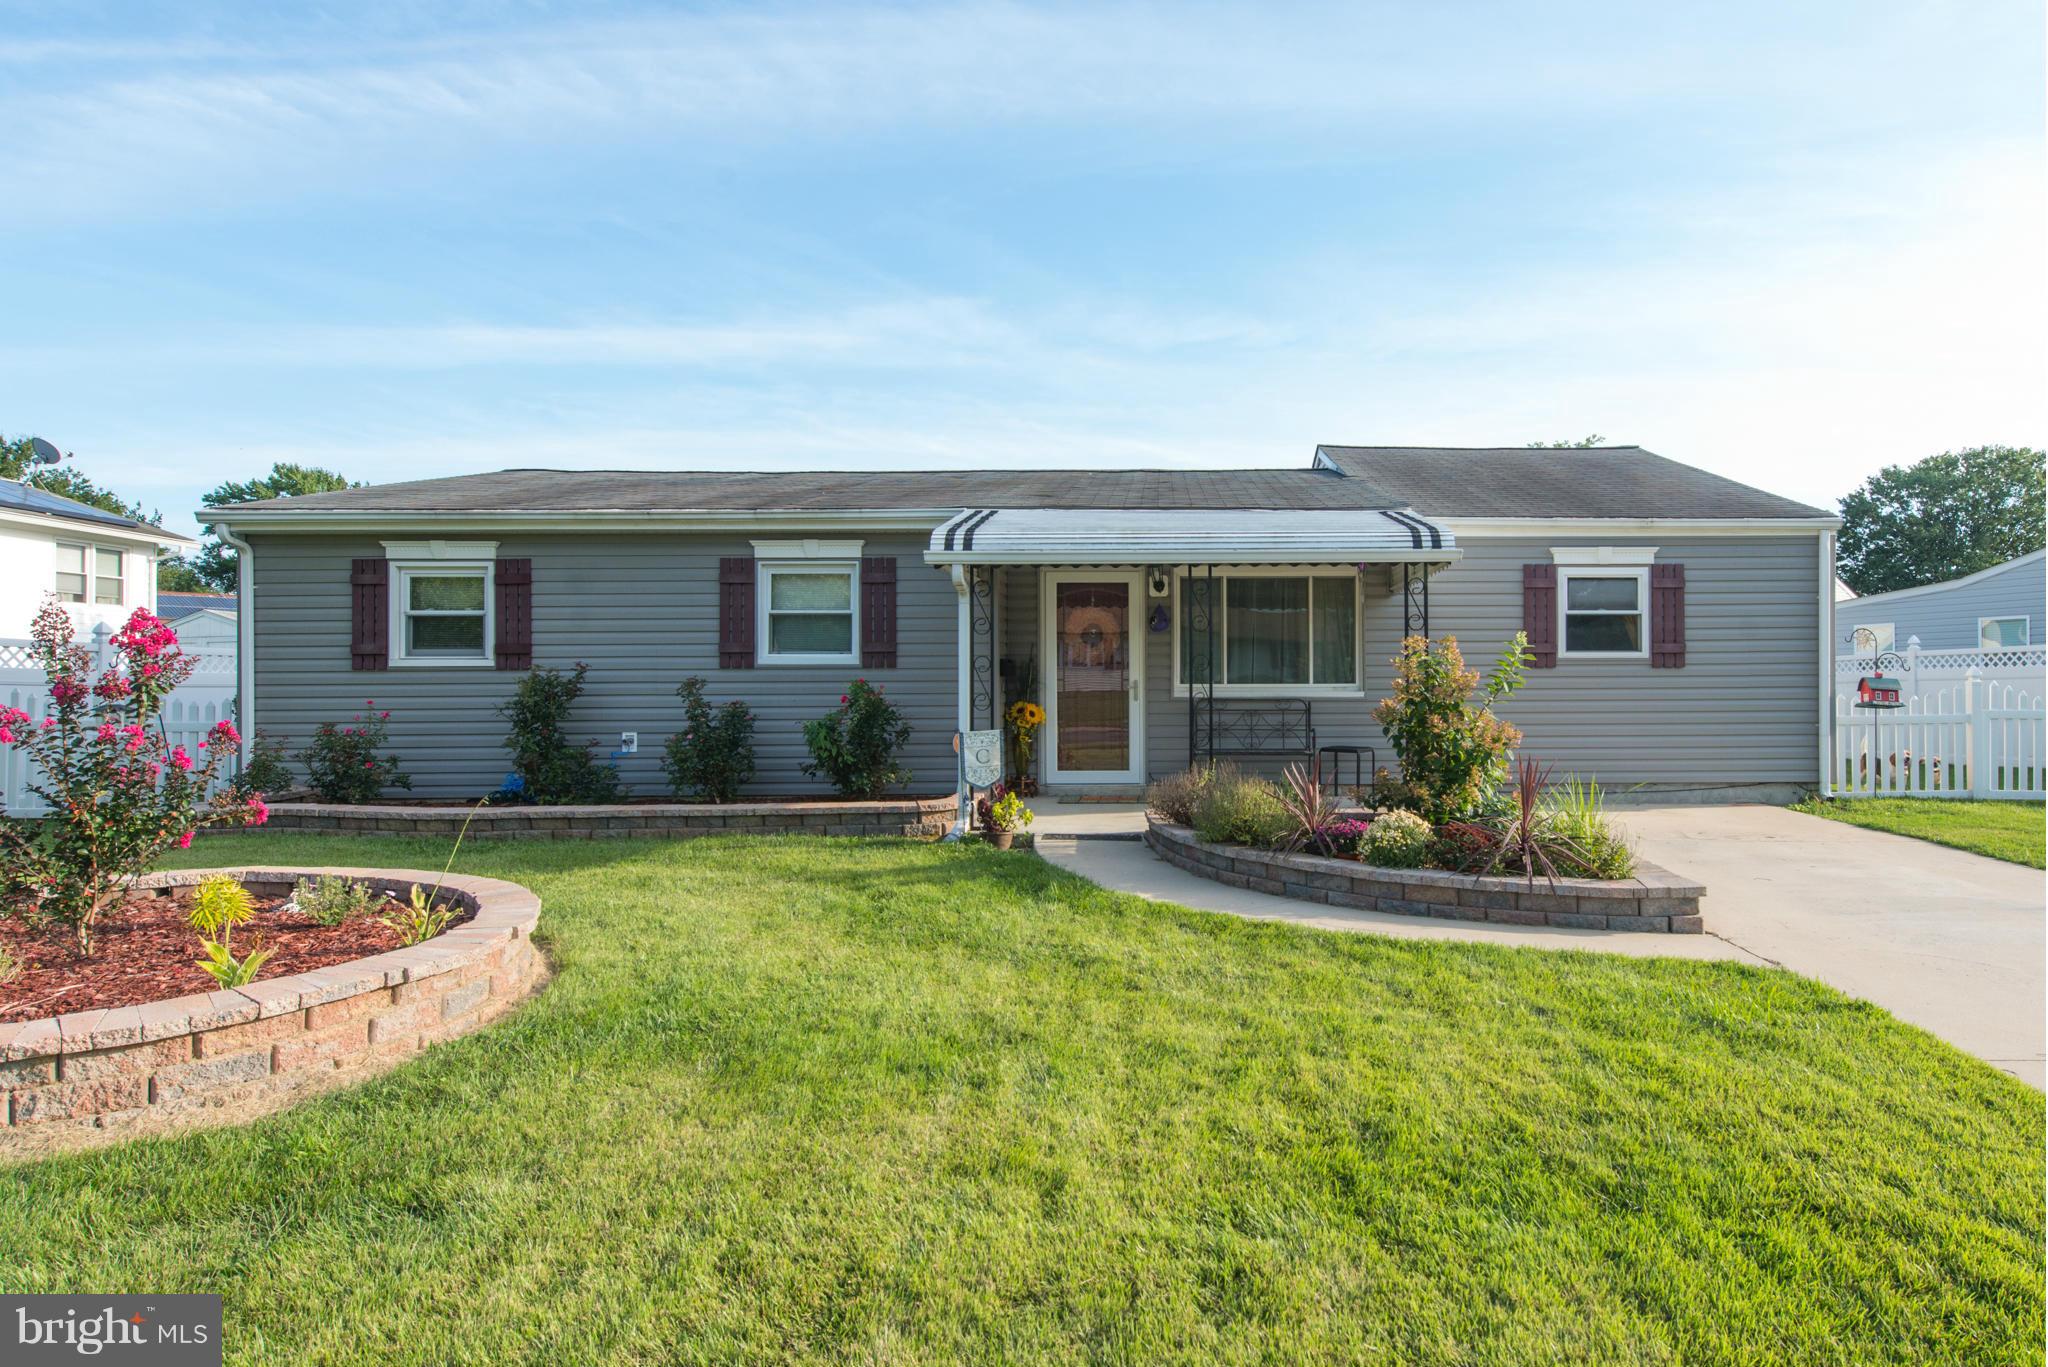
left=924, top=507, right=1458, bottom=566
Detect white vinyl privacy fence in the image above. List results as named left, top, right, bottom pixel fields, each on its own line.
left=0, top=624, right=238, bottom=816
left=1833, top=675, right=2046, bottom=799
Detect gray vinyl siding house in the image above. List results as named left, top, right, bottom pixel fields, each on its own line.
left=214, top=446, right=1839, bottom=804
left=1835, top=550, right=2044, bottom=656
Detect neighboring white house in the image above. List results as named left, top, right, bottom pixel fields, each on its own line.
left=0, top=480, right=233, bottom=813
left=0, top=478, right=193, bottom=637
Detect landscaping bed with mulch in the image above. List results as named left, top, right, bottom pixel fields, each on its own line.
left=0, top=887, right=469, bottom=1023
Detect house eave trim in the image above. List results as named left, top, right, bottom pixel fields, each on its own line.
left=0, top=505, right=195, bottom=550
left=1441, top=516, right=1842, bottom=537
left=204, top=508, right=960, bottom=534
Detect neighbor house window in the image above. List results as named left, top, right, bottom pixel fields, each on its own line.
left=93, top=548, right=123, bottom=605
left=1981, top=616, right=2030, bottom=649
left=1559, top=568, right=1648, bottom=657
left=381, top=541, right=499, bottom=666
left=54, top=544, right=87, bottom=602
left=1177, top=573, right=1358, bottom=691
left=753, top=540, right=862, bottom=665
left=54, top=543, right=123, bottom=605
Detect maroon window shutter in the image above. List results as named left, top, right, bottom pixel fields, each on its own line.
left=350, top=557, right=389, bottom=671
left=1651, top=563, right=1686, bottom=668
left=1522, top=564, right=1557, bottom=668
left=861, top=556, right=898, bottom=668
left=719, top=557, right=756, bottom=668
left=494, top=558, right=533, bottom=670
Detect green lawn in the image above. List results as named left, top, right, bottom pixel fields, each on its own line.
left=1792, top=796, right=2046, bottom=868
left=4, top=836, right=2041, bottom=1365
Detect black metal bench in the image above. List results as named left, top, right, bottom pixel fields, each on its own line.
left=1190, top=698, right=1316, bottom=761
left=1188, top=698, right=1374, bottom=797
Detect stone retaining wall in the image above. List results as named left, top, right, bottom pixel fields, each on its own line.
left=1146, top=821, right=1705, bottom=933
left=241, top=795, right=957, bottom=841
left=0, top=866, right=544, bottom=1152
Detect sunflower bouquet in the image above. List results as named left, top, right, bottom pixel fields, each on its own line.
left=1005, top=698, right=1045, bottom=788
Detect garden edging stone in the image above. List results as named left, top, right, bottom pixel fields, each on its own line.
left=1145, top=820, right=1706, bottom=933
left=238, top=795, right=956, bottom=841
left=1, top=866, right=546, bottom=1153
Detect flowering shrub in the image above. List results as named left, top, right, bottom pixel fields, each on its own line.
left=299, top=701, right=411, bottom=804
left=801, top=679, right=912, bottom=799
left=1319, top=818, right=1371, bottom=856
left=0, top=597, right=268, bottom=953
left=663, top=677, right=756, bottom=803
left=499, top=664, right=621, bottom=805
left=1358, top=809, right=1433, bottom=868
left=1373, top=633, right=1527, bottom=825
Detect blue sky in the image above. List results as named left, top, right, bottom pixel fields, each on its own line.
left=1, top=1, right=2041, bottom=539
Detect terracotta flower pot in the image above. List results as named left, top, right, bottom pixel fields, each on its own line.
left=991, top=831, right=1015, bottom=850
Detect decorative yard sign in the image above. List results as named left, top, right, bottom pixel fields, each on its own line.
left=1856, top=675, right=1904, bottom=709
left=959, top=729, right=1004, bottom=787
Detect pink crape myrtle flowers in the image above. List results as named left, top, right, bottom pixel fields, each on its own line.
left=0, top=597, right=270, bottom=954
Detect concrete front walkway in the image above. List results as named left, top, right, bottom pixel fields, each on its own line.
left=1035, top=801, right=2045, bottom=1087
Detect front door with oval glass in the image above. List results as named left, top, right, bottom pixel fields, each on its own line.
left=1043, top=573, right=1145, bottom=784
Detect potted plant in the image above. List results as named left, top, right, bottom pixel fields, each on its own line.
left=977, top=783, right=1034, bottom=850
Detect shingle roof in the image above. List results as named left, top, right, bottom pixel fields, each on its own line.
left=159, top=592, right=238, bottom=620
left=0, top=478, right=176, bottom=536
left=216, top=466, right=1405, bottom=513
left=1311, top=446, right=1831, bottom=519
left=212, top=448, right=1830, bottom=521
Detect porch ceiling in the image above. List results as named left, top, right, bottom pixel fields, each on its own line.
left=924, top=507, right=1459, bottom=566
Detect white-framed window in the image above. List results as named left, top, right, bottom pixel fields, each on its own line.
left=1174, top=570, right=1360, bottom=694
left=54, top=542, right=125, bottom=606
left=1980, top=616, right=2030, bottom=649
left=382, top=540, right=497, bottom=667
left=1549, top=547, right=1656, bottom=660
left=1559, top=567, right=1649, bottom=657
left=1849, top=622, right=1895, bottom=654
left=94, top=548, right=124, bottom=605
left=753, top=539, right=861, bottom=665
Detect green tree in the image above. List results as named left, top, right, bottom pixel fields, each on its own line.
left=1526, top=435, right=1608, bottom=448
left=1837, top=446, right=2046, bottom=595
left=188, top=463, right=359, bottom=592
left=0, top=435, right=162, bottom=526
left=156, top=560, right=214, bottom=593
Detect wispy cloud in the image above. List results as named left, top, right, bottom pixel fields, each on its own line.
left=11, top=1, right=1994, bottom=224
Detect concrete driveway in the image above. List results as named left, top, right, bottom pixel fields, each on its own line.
left=1617, top=805, right=2045, bottom=1088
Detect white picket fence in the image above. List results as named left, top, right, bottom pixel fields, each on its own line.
left=1833, top=675, right=2046, bottom=799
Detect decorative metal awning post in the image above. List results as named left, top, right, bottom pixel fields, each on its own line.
left=1402, top=563, right=1431, bottom=638
left=968, top=567, right=997, bottom=731
left=1184, top=563, right=1219, bottom=768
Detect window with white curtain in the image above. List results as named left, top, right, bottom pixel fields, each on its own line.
left=1177, top=573, right=1357, bottom=692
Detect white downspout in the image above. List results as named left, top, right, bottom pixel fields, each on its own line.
left=213, top=521, right=257, bottom=767
left=948, top=562, right=970, bottom=839
left=1817, top=530, right=1835, bottom=797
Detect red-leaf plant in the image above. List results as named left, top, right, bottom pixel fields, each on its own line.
left=0, top=596, right=269, bottom=953
left=1437, top=756, right=1592, bottom=886
left=1277, top=760, right=1350, bottom=855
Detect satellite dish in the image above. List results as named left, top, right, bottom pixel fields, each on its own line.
left=26, top=437, right=64, bottom=466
